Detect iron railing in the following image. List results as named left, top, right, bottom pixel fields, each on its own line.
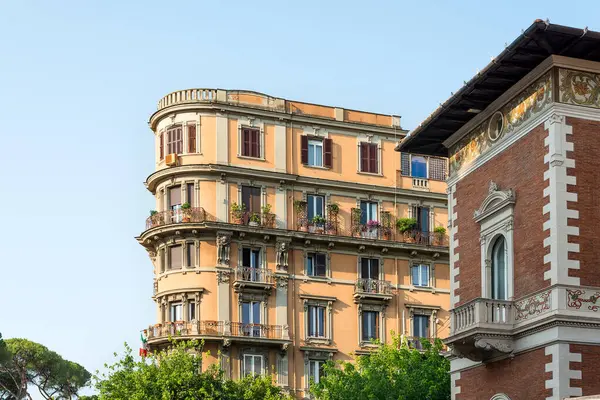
left=234, top=267, right=272, bottom=284
left=230, top=212, right=276, bottom=228
left=146, top=207, right=206, bottom=230
left=230, top=323, right=286, bottom=339
left=354, top=278, right=392, bottom=295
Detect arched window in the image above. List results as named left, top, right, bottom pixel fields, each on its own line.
left=411, top=156, right=427, bottom=178
left=490, top=394, right=511, bottom=400
left=491, top=236, right=507, bottom=300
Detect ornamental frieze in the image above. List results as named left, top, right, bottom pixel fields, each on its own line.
left=514, top=290, right=551, bottom=321
left=449, top=71, right=553, bottom=176
left=559, top=68, right=600, bottom=109
left=567, top=289, right=600, bottom=313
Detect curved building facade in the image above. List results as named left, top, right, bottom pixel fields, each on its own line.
left=138, top=88, right=450, bottom=397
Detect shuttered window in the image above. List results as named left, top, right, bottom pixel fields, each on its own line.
left=323, top=138, right=332, bottom=168
left=169, top=186, right=182, bottom=208
left=159, top=132, right=164, bottom=160
left=242, top=128, right=261, bottom=158
left=188, top=124, right=196, bottom=153
left=169, top=245, right=182, bottom=270
left=166, top=125, right=183, bottom=155
left=429, top=157, right=447, bottom=181
left=186, top=183, right=194, bottom=205
left=301, top=136, right=333, bottom=168
left=401, top=153, right=410, bottom=176
left=360, top=143, right=378, bottom=173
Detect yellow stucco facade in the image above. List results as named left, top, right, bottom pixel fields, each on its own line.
left=137, top=88, right=450, bottom=397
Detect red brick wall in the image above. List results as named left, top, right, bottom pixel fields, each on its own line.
left=565, top=117, right=600, bottom=287
left=570, top=344, right=600, bottom=396
left=455, top=348, right=552, bottom=400
left=454, top=123, right=548, bottom=304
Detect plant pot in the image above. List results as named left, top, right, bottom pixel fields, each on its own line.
left=315, top=227, right=324, bottom=234
left=326, top=229, right=336, bottom=235
left=249, top=221, right=259, bottom=227
left=182, top=217, right=191, bottom=223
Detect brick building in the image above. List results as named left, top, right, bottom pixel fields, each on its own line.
left=399, top=21, right=600, bottom=400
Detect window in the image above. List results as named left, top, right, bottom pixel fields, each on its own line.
left=169, top=245, right=182, bottom=270
left=411, top=264, right=430, bottom=287
left=308, top=360, right=324, bottom=387
left=277, top=354, right=288, bottom=386
left=159, top=132, right=164, bottom=160
left=308, top=139, right=323, bottom=167
left=188, top=302, right=196, bottom=321
left=186, top=183, right=194, bottom=205
left=169, top=186, right=182, bottom=209
left=360, top=258, right=379, bottom=279
left=401, top=153, right=447, bottom=181
left=243, top=354, right=263, bottom=376
left=242, top=185, right=261, bottom=214
left=188, top=124, right=196, bottom=153
left=360, top=201, right=377, bottom=225
left=413, top=315, right=430, bottom=338
left=307, top=305, right=325, bottom=338
left=413, top=206, right=430, bottom=234
left=186, top=243, right=196, bottom=268
left=241, top=127, right=261, bottom=158
left=359, top=142, right=378, bottom=173
left=491, top=236, right=507, bottom=300
left=166, top=125, right=183, bottom=155
left=242, top=301, right=261, bottom=336
left=307, top=253, right=327, bottom=277
left=170, top=303, right=183, bottom=322
left=362, top=311, right=379, bottom=341
left=301, top=136, right=332, bottom=168
left=242, top=248, right=261, bottom=269
left=307, top=195, right=324, bottom=221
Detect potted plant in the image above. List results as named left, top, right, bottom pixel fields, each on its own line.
left=150, top=210, right=158, bottom=216
left=294, top=200, right=308, bottom=232
left=230, top=202, right=246, bottom=224
left=260, top=204, right=275, bottom=228
left=396, top=217, right=417, bottom=243
left=181, top=202, right=191, bottom=222
left=327, top=203, right=340, bottom=215
left=433, top=226, right=447, bottom=246
left=311, top=215, right=326, bottom=233
left=249, top=212, right=261, bottom=227
left=364, top=220, right=380, bottom=239
left=351, top=208, right=363, bottom=237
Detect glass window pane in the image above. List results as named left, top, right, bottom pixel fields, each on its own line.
left=411, top=156, right=427, bottom=178
left=307, top=195, right=315, bottom=220
left=244, top=355, right=252, bottom=376
left=307, top=255, right=314, bottom=276
left=252, top=302, right=260, bottom=323
left=318, top=307, right=325, bottom=337
left=242, top=303, right=250, bottom=324
left=308, top=143, right=315, bottom=166
left=170, top=245, right=182, bottom=269
left=316, top=196, right=323, bottom=216
left=492, top=236, right=507, bottom=300
left=315, top=144, right=323, bottom=167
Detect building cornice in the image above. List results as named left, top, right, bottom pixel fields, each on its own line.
left=144, top=164, right=448, bottom=203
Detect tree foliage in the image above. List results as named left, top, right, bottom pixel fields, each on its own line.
left=310, top=335, right=450, bottom=400
left=0, top=335, right=91, bottom=400
left=94, top=340, right=292, bottom=400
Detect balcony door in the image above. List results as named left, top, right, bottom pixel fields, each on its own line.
left=242, top=248, right=261, bottom=281
left=241, top=186, right=261, bottom=224
left=360, top=258, right=379, bottom=280
left=242, top=301, right=261, bottom=337
left=169, top=185, right=182, bottom=223
left=360, top=201, right=378, bottom=225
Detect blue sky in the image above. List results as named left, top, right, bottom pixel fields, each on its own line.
left=0, top=0, right=597, bottom=395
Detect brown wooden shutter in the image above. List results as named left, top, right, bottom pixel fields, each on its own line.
left=301, top=135, right=309, bottom=164
left=188, top=125, right=196, bottom=153
left=251, top=129, right=260, bottom=158
left=242, top=129, right=250, bottom=156
left=369, top=144, right=378, bottom=173
left=159, top=133, right=164, bottom=160
left=323, top=138, right=332, bottom=168
left=360, top=143, right=368, bottom=172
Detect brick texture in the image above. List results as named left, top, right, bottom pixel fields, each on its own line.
left=454, top=123, right=548, bottom=304
left=565, top=117, right=600, bottom=286
left=455, top=348, right=552, bottom=400
left=570, top=344, right=600, bottom=396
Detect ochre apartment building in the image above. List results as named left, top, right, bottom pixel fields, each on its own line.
left=137, top=88, right=450, bottom=397
left=400, top=21, right=600, bottom=400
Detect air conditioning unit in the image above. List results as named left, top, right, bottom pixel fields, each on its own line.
left=165, top=153, right=178, bottom=166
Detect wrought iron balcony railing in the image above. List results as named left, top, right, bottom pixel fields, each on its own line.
left=147, top=321, right=225, bottom=340
left=230, top=211, right=276, bottom=228
left=229, top=323, right=287, bottom=339
left=146, top=207, right=206, bottom=230
left=234, top=267, right=272, bottom=284
left=354, top=278, right=392, bottom=295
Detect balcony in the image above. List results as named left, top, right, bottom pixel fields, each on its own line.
left=353, top=278, right=393, bottom=302
left=146, top=207, right=206, bottom=230
left=146, top=320, right=290, bottom=347
left=447, top=298, right=515, bottom=361
left=412, top=178, right=429, bottom=191
left=233, top=267, right=273, bottom=293
left=230, top=211, right=276, bottom=228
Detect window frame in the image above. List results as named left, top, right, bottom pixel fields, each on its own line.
left=308, top=139, right=324, bottom=167
left=361, top=310, right=379, bottom=342
left=412, top=314, right=430, bottom=338
left=308, top=360, right=324, bottom=387
left=306, top=252, right=328, bottom=278
left=307, top=305, right=326, bottom=338
left=239, top=126, right=263, bottom=159
left=301, top=295, right=335, bottom=344
left=307, top=194, right=325, bottom=221
left=243, top=354, right=264, bottom=377
left=166, top=125, right=183, bottom=155
left=411, top=263, right=430, bottom=287
left=359, top=142, right=379, bottom=174
left=401, top=153, right=448, bottom=181
left=169, top=302, right=183, bottom=322
left=168, top=244, right=183, bottom=270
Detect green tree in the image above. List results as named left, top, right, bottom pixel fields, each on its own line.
left=94, top=340, right=292, bottom=400
left=0, top=336, right=91, bottom=400
left=310, top=335, right=450, bottom=400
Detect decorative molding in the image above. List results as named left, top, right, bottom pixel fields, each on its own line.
left=216, top=231, right=232, bottom=266
left=216, top=270, right=231, bottom=284
left=566, top=289, right=600, bottom=312
left=451, top=372, right=461, bottom=400
left=514, top=290, right=552, bottom=321
left=473, top=181, right=515, bottom=222
left=559, top=68, right=600, bottom=109
left=545, top=343, right=582, bottom=399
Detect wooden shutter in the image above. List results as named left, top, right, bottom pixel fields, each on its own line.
left=242, top=129, right=250, bottom=156
left=360, top=143, right=368, bottom=172
left=188, top=125, right=196, bottom=153
left=369, top=144, right=378, bottom=173
left=159, top=133, right=164, bottom=160
left=251, top=129, right=260, bottom=158
left=301, top=135, right=309, bottom=164
left=169, top=186, right=182, bottom=207
left=176, top=126, right=183, bottom=154
left=323, top=138, right=332, bottom=168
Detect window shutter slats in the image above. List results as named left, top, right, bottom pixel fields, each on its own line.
left=251, top=129, right=259, bottom=158
left=401, top=153, right=410, bottom=176
left=242, top=129, right=250, bottom=157
left=369, top=144, right=378, bottom=173
left=159, top=133, right=164, bottom=160
left=360, top=143, right=368, bottom=172
left=323, top=138, right=332, bottom=168
left=301, top=135, right=309, bottom=164
left=188, top=125, right=196, bottom=153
